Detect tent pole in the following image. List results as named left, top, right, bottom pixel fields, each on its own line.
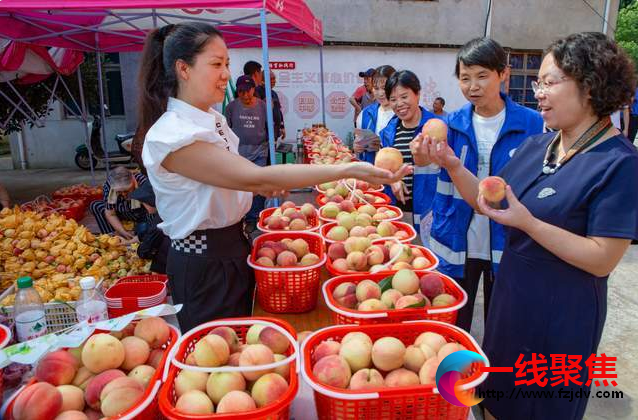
left=260, top=9, right=278, bottom=205
left=319, top=46, right=326, bottom=125
left=95, top=46, right=110, bottom=177
left=77, top=67, right=96, bottom=186
left=17, top=124, right=27, bottom=170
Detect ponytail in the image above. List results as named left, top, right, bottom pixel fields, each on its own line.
left=136, top=22, right=223, bottom=147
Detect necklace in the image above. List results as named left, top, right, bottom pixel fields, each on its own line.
left=542, top=117, right=612, bottom=175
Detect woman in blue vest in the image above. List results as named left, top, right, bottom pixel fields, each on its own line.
left=415, top=32, right=638, bottom=420
left=411, top=38, right=544, bottom=332
left=379, top=70, right=439, bottom=234
left=354, top=65, right=396, bottom=163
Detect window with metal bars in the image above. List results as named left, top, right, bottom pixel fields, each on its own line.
left=507, top=52, right=542, bottom=110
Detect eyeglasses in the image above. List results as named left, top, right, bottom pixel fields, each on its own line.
left=531, top=76, right=569, bottom=94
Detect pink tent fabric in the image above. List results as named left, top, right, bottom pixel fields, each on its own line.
left=0, top=0, right=323, bottom=52
left=0, top=40, right=84, bottom=83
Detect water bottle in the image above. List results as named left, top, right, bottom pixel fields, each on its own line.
left=76, top=277, right=109, bottom=324
left=14, top=276, right=47, bottom=342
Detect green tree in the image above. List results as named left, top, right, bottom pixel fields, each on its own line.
left=617, top=1, right=638, bottom=67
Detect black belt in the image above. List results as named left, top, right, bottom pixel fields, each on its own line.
left=170, top=220, right=249, bottom=257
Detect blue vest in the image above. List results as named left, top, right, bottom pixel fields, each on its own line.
left=426, top=94, right=545, bottom=278
left=379, top=106, right=440, bottom=233
left=358, top=102, right=381, bottom=164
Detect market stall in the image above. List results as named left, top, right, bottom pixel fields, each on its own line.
left=0, top=124, right=490, bottom=419
left=0, top=2, right=492, bottom=417
left=0, top=0, right=326, bottom=174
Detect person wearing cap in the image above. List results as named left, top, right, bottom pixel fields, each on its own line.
left=350, top=68, right=377, bottom=126
left=89, top=166, right=149, bottom=239
left=225, top=75, right=269, bottom=233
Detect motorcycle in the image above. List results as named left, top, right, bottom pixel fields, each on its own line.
left=74, top=114, right=135, bottom=170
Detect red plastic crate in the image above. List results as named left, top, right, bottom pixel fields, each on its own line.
left=257, top=206, right=320, bottom=233
left=320, top=221, right=417, bottom=245
left=247, top=232, right=326, bottom=313
left=325, top=243, right=439, bottom=276
left=4, top=322, right=179, bottom=420
left=322, top=271, right=466, bottom=325
left=159, top=317, right=298, bottom=420
left=316, top=191, right=391, bottom=207
left=301, top=321, right=488, bottom=420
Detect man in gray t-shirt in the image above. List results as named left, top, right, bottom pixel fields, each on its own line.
left=225, top=75, right=269, bottom=227
left=225, top=75, right=269, bottom=163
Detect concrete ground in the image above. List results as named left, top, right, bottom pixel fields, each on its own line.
left=468, top=249, right=637, bottom=419
left=2, top=168, right=636, bottom=419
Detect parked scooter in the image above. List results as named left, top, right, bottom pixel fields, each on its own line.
left=75, top=114, right=134, bottom=170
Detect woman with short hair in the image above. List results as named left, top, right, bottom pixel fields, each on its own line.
left=379, top=70, right=438, bottom=236
left=89, top=166, right=149, bottom=239
left=414, top=32, right=638, bottom=420
left=411, top=37, right=544, bottom=332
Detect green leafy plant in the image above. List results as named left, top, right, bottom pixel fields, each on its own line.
left=616, top=1, right=638, bottom=68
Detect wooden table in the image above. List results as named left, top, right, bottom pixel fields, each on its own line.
left=252, top=267, right=334, bottom=333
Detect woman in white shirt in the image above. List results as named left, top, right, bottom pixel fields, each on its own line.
left=138, top=23, right=410, bottom=331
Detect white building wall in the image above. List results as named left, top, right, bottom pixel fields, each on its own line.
left=8, top=101, right=127, bottom=169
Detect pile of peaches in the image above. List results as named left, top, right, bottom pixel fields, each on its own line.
left=327, top=240, right=432, bottom=274
left=332, top=270, right=456, bottom=311
left=11, top=317, right=170, bottom=420
left=261, top=202, right=317, bottom=231
left=171, top=324, right=293, bottom=415
left=253, top=237, right=321, bottom=268
left=311, top=330, right=466, bottom=390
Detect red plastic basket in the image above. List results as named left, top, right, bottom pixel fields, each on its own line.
left=159, top=317, right=298, bottom=420
left=4, top=322, right=179, bottom=420
left=325, top=243, right=439, bottom=276
left=317, top=203, right=403, bottom=224
left=0, top=324, right=11, bottom=402
left=247, top=232, right=326, bottom=313
left=116, top=274, right=170, bottom=296
left=322, top=271, right=467, bottom=325
left=257, top=206, right=320, bottom=233
left=104, top=281, right=168, bottom=318
left=315, top=191, right=391, bottom=207
left=320, top=221, right=417, bottom=245
left=301, top=321, right=488, bottom=420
